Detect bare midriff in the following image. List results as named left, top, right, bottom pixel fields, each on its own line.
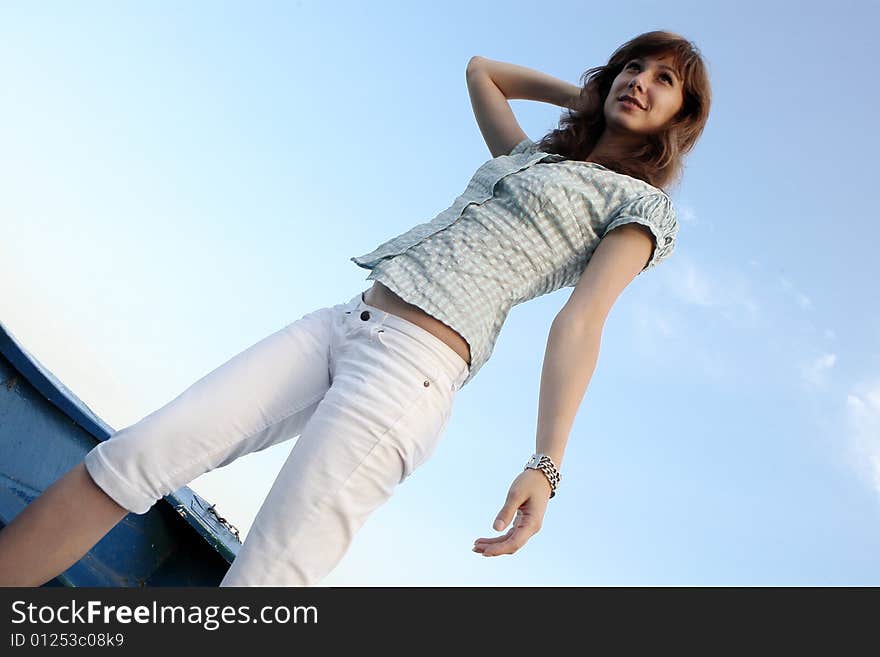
left=363, top=281, right=471, bottom=367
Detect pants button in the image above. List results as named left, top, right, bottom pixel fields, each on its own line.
left=360, top=311, right=371, bottom=320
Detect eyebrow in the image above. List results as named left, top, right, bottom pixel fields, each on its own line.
left=633, top=57, right=680, bottom=81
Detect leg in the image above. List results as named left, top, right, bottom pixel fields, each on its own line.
left=0, top=302, right=339, bottom=586
left=0, top=462, right=128, bottom=586
left=220, top=308, right=458, bottom=586
left=82, top=303, right=339, bottom=515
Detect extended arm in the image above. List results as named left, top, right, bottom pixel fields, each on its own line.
left=536, top=223, right=654, bottom=470
left=474, top=224, right=653, bottom=558
left=534, top=316, right=602, bottom=471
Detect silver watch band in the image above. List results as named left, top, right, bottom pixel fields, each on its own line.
left=524, top=453, right=561, bottom=498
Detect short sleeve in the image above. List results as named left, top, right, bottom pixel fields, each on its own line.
left=602, top=191, right=678, bottom=274
left=508, top=137, right=539, bottom=156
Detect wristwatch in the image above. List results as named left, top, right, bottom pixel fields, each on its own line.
left=524, top=453, right=561, bottom=499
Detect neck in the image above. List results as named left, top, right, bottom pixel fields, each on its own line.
left=587, top=128, right=641, bottom=162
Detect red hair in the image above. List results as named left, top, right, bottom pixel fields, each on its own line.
left=535, top=30, right=712, bottom=191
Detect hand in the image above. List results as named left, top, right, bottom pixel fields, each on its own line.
left=472, top=469, right=551, bottom=557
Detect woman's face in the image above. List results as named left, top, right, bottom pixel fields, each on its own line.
left=603, top=53, right=685, bottom=136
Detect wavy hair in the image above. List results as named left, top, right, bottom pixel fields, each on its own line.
left=535, top=30, right=712, bottom=191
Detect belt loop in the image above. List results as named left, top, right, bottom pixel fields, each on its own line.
left=452, top=366, right=467, bottom=392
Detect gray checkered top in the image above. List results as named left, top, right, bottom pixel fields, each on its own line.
left=350, top=137, right=678, bottom=388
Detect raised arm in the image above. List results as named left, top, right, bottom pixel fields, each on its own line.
left=465, top=56, right=582, bottom=158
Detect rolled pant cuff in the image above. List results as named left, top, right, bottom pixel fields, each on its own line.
left=83, top=447, right=157, bottom=515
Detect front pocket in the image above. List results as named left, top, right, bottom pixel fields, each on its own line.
left=373, top=327, right=442, bottom=391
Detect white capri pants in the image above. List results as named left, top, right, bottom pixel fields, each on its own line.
left=83, top=289, right=470, bottom=586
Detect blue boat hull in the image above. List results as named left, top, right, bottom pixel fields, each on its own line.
left=0, top=320, right=241, bottom=586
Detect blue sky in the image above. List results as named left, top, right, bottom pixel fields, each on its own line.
left=2, top=1, right=879, bottom=585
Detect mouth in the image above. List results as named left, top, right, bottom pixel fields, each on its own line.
left=618, top=95, right=646, bottom=111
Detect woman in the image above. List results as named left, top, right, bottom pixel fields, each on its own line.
left=0, top=29, right=711, bottom=586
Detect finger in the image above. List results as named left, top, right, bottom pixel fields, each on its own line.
left=476, top=509, right=522, bottom=545
left=475, top=523, right=517, bottom=543
left=481, top=536, right=525, bottom=556
left=476, top=509, right=524, bottom=546
left=493, top=491, right=524, bottom=531
left=473, top=528, right=515, bottom=547
left=481, top=522, right=535, bottom=556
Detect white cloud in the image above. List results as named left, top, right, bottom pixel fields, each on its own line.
left=676, top=261, right=714, bottom=307
left=630, top=302, right=728, bottom=381
left=801, top=352, right=837, bottom=388
left=777, top=274, right=814, bottom=312
left=669, top=260, right=760, bottom=325
left=844, top=381, right=880, bottom=499
left=796, top=293, right=814, bottom=310
left=678, top=204, right=698, bottom=225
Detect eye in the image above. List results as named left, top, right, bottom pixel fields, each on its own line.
left=626, top=61, right=675, bottom=85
